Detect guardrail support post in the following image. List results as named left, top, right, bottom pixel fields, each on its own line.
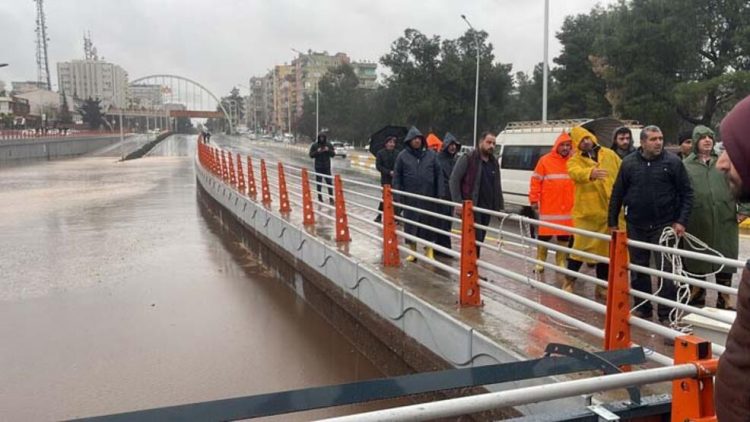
left=301, top=168, right=315, bottom=226
left=260, top=159, right=272, bottom=206
left=459, top=200, right=481, bottom=306
left=277, top=163, right=291, bottom=214
left=671, top=335, right=717, bottom=422
left=604, top=229, right=631, bottom=359
left=247, top=155, right=257, bottom=199
left=213, top=148, right=220, bottom=176
left=236, top=153, right=246, bottom=194
left=228, top=153, right=237, bottom=187
left=334, top=175, right=351, bottom=243
left=382, top=185, right=399, bottom=266
left=220, top=150, right=228, bottom=182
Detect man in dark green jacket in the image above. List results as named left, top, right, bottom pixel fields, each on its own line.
left=683, top=125, right=750, bottom=309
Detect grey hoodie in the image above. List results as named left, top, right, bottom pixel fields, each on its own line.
left=437, top=132, right=461, bottom=199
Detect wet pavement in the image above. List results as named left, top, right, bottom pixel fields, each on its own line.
left=0, top=135, right=399, bottom=421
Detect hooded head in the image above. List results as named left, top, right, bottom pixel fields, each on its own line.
left=691, top=125, right=715, bottom=156
left=570, top=126, right=599, bottom=152
left=611, top=126, right=634, bottom=152
left=719, top=95, right=750, bottom=200
left=441, top=132, right=461, bottom=155
left=552, top=131, right=573, bottom=158
left=404, top=126, right=425, bottom=150
left=317, top=132, right=327, bottom=143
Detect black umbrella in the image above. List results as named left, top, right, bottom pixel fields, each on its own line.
left=581, top=117, right=627, bottom=148
left=368, top=125, right=408, bottom=157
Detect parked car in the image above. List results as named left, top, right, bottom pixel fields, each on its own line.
left=331, top=141, right=348, bottom=158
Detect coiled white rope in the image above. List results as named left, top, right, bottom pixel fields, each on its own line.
left=630, top=226, right=725, bottom=331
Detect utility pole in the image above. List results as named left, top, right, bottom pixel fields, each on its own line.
left=461, top=14, right=480, bottom=150
left=542, top=0, right=549, bottom=123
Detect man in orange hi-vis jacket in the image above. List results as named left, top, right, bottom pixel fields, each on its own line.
left=529, top=132, right=575, bottom=273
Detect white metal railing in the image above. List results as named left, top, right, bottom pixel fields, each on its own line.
left=203, top=144, right=744, bottom=365
left=316, top=363, right=699, bottom=422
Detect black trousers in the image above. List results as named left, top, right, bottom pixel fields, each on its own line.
left=434, top=203, right=453, bottom=253
left=567, top=258, right=609, bottom=281
left=627, top=225, right=677, bottom=319
left=474, top=212, right=491, bottom=258
left=314, top=167, right=333, bottom=202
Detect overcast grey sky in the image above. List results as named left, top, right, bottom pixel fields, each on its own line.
left=1, top=0, right=613, bottom=96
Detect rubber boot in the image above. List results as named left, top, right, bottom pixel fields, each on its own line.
left=425, top=247, right=435, bottom=260
left=555, top=239, right=569, bottom=268
left=405, top=243, right=417, bottom=262
left=562, top=275, right=576, bottom=293
left=534, top=246, right=548, bottom=273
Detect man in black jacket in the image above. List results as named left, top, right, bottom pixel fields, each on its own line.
left=608, top=125, right=694, bottom=324
left=449, top=132, right=503, bottom=258
left=309, top=132, right=336, bottom=204
left=374, top=136, right=398, bottom=223
left=434, top=133, right=461, bottom=254
left=393, top=126, right=441, bottom=261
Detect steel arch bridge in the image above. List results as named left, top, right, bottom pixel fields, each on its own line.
left=126, top=74, right=234, bottom=133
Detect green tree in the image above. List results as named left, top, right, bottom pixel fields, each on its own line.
left=551, top=9, right=611, bottom=120
left=77, top=97, right=104, bottom=130
left=510, top=63, right=548, bottom=122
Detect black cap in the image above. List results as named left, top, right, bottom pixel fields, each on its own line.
left=678, top=131, right=692, bottom=145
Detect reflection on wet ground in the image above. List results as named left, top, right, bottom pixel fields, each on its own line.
left=0, top=135, right=399, bottom=421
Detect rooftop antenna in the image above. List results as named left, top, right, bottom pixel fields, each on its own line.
left=84, top=31, right=98, bottom=61
left=34, top=0, right=51, bottom=90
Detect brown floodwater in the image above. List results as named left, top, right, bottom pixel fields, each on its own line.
left=0, top=135, right=392, bottom=421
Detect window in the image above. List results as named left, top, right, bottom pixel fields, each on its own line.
left=500, top=145, right=548, bottom=171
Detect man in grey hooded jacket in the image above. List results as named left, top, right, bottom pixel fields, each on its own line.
left=434, top=133, right=461, bottom=254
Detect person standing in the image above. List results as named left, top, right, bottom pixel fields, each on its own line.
left=434, top=132, right=461, bottom=254
left=683, top=125, right=749, bottom=309
left=449, top=131, right=503, bottom=258
left=676, top=131, right=693, bottom=159
left=564, top=126, right=622, bottom=297
left=528, top=131, right=575, bottom=272
left=714, top=94, right=750, bottom=422
left=309, top=131, right=336, bottom=204
left=608, top=125, right=693, bottom=324
left=610, top=126, right=635, bottom=159
left=393, top=127, right=441, bottom=261
left=374, top=136, right=398, bottom=223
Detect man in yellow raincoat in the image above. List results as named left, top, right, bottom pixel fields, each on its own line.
left=563, top=126, right=623, bottom=296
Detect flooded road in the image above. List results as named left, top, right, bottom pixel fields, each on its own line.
left=0, top=135, right=390, bottom=421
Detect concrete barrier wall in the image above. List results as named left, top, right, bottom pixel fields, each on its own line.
left=0, top=135, right=123, bottom=163
left=194, top=157, right=579, bottom=417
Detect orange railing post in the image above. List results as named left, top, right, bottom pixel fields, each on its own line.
left=382, top=185, right=400, bottom=266
left=277, top=162, right=291, bottom=214
left=604, top=229, right=632, bottom=359
left=236, top=153, right=246, bottom=194
left=459, top=200, right=481, bottom=306
left=301, top=168, right=315, bottom=226
left=228, top=153, right=237, bottom=187
left=213, top=148, right=220, bottom=176
left=247, top=155, right=257, bottom=199
left=671, top=335, right=718, bottom=422
left=221, top=150, right=228, bottom=182
left=260, top=159, right=272, bottom=206
left=334, top=175, right=351, bottom=243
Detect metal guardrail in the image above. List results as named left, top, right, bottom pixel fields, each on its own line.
left=194, top=136, right=725, bottom=421
left=197, top=138, right=742, bottom=361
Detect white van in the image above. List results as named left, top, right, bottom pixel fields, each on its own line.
left=497, top=118, right=642, bottom=214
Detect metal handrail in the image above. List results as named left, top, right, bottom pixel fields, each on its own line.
left=200, top=144, right=738, bottom=364
left=317, top=363, right=700, bottom=422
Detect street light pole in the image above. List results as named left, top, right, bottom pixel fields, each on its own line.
left=461, top=14, right=480, bottom=150
left=315, top=80, right=319, bottom=137
left=542, top=0, right=549, bottom=123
